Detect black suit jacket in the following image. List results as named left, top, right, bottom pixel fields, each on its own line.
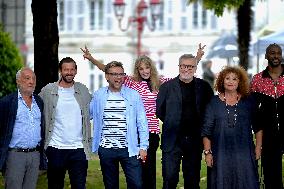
left=0, top=92, right=47, bottom=171
left=156, top=76, right=214, bottom=152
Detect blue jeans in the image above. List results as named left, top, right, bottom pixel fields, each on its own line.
left=98, top=146, right=142, bottom=189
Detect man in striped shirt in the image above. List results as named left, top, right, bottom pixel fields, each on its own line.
left=90, top=61, right=149, bottom=189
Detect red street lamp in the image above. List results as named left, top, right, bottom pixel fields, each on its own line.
left=113, top=0, right=161, bottom=56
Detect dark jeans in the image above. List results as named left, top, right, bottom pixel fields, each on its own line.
left=98, top=146, right=142, bottom=189
left=262, top=148, right=283, bottom=189
left=142, top=133, right=160, bottom=189
left=46, top=146, right=88, bottom=189
left=162, top=136, right=202, bottom=189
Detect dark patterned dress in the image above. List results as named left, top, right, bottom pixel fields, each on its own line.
left=202, top=95, right=260, bottom=189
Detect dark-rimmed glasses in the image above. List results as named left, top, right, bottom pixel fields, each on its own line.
left=107, top=72, right=126, bottom=78
left=178, top=64, right=197, bottom=69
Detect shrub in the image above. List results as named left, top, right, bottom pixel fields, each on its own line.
left=0, top=25, right=23, bottom=97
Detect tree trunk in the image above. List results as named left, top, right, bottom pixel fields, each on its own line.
left=32, top=0, right=59, bottom=94
left=237, top=0, right=252, bottom=70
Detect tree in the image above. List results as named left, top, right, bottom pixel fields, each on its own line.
left=31, top=0, right=59, bottom=94
left=0, top=25, right=23, bottom=97
left=237, top=0, right=252, bottom=70
left=188, top=0, right=251, bottom=70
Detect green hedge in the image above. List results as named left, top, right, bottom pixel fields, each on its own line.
left=0, top=25, right=23, bottom=98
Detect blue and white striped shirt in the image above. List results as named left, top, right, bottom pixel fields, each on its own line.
left=90, top=86, right=149, bottom=157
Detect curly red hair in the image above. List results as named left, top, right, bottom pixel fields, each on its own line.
left=214, top=66, right=250, bottom=98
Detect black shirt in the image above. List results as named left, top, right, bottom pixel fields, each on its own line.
left=179, top=79, right=198, bottom=137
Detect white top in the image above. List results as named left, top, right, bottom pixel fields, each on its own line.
left=49, top=86, right=83, bottom=149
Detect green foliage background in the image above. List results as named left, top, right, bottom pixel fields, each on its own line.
left=188, top=0, right=245, bottom=16
left=0, top=26, right=23, bottom=98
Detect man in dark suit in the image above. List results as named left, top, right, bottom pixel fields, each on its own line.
left=156, top=54, right=214, bottom=189
left=0, top=68, right=46, bottom=189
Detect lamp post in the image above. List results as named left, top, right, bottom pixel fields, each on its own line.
left=113, top=0, right=161, bottom=56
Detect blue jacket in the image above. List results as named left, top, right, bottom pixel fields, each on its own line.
left=90, top=86, right=149, bottom=157
left=156, top=76, right=214, bottom=152
left=0, top=92, right=47, bottom=171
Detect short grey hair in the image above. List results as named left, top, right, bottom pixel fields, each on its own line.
left=179, top=54, right=197, bottom=65
left=16, top=67, right=33, bottom=80
left=16, top=68, right=23, bottom=80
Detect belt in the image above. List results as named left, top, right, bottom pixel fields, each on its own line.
left=9, top=146, right=40, bottom=153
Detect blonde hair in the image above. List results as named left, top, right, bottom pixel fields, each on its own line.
left=132, top=55, right=161, bottom=92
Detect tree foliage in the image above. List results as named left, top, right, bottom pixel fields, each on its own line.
left=188, top=0, right=252, bottom=71
left=0, top=26, right=23, bottom=97
left=188, top=0, right=245, bottom=16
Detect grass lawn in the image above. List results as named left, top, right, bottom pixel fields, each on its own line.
left=1, top=149, right=283, bottom=188
left=0, top=148, right=208, bottom=189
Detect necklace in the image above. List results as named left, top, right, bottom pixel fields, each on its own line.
left=224, top=93, right=238, bottom=128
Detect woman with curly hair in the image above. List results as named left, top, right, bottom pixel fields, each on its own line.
left=80, top=44, right=205, bottom=189
left=202, top=66, right=262, bottom=189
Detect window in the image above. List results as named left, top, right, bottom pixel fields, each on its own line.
left=106, top=0, right=112, bottom=14
left=76, top=1, right=84, bottom=31
left=181, top=0, right=187, bottom=12
left=181, top=16, right=187, bottom=30
left=202, top=8, right=207, bottom=28
left=98, top=74, right=103, bottom=88
left=58, top=0, right=64, bottom=30
left=60, top=0, right=85, bottom=32
left=211, top=14, right=217, bottom=29
left=107, top=17, right=112, bottom=30
left=168, top=0, right=172, bottom=14
left=158, top=1, right=164, bottom=30
left=89, top=0, right=104, bottom=30
left=90, top=0, right=95, bottom=30
left=167, top=17, right=172, bottom=30
left=192, top=2, right=198, bottom=28
left=98, top=0, right=104, bottom=30
left=66, top=1, right=73, bottom=30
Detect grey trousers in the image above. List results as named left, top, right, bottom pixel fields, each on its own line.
left=4, top=150, right=40, bottom=189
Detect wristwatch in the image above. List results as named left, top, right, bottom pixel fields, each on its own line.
left=203, top=149, right=212, bottom=156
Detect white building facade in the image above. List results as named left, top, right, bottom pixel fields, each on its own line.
left=24, top=0, right=284, bottom=93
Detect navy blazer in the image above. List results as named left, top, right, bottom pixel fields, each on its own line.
left=156, top=76, right=214, bottom=152
left=0, top=92, right=47, bottom=171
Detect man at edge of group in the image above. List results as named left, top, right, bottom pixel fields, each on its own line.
left=156, top=54, right=214, bottom=189
left=251, top=43, right=284, bottom=189
left=0, top=68, right=47, bottom=189
left=90, top=61, right=149, bottom=189
left=39, top=57, right=92, bottom=189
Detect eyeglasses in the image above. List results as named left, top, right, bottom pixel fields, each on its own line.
left=107, top=72, right=126, bottom=78
left=178, top=64, right=197, bottom=69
